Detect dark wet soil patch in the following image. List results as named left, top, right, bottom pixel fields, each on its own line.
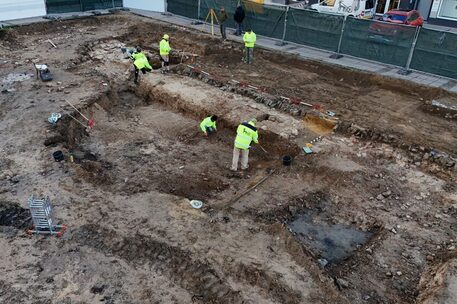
left=288, top=213, right=372, bottom=264
left=0, top=201, right=32, bottom=229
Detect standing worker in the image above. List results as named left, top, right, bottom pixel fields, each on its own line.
left=231, top=119, right=259, bottom=171
left=130, top=47, right=152, bottom=84
left=218, top=7, right=228, bottom=40
left=233, top=4, right=245, bottom=36
left=243, top=29, right=256, bottom=64
left=200, top=115, right=218, bottom=136
left=160, top=34, right=172, bottom=73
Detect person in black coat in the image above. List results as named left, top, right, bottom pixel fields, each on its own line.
left=233, top=4, right=245, bottom=36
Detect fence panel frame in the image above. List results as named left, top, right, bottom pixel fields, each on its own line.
left=165, top=0, right=457, bottom=80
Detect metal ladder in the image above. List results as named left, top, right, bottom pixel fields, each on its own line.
left=27, top=196, right=66, bottom=236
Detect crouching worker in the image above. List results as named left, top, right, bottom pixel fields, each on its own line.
left=231, top=119, right=259, bottom=171
left=200, top=115, right=218, bottom=136
left=131, top=47, right=152, bottom=84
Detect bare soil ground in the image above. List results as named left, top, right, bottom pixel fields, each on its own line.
left=0, top=12, right=456, bottom=304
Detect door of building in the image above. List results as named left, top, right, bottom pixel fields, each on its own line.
left=375, top=0, right=402, bottom=14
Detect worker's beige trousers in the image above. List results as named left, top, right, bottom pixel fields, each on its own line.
left=231, top=147, right=249, bottom=171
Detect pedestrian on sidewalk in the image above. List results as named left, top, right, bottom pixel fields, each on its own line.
left=231, top=119, right=259, bottom=171
left=130, top=47, right=152, bottom=84
left=243, top=29, right=256, bottom=64
left=200, top=115, right=218, bottom=136
left=218, top=7, right=228, bottom=40
left=233, top=4, right=245, bottom=36
left=159, top=34, right=172, bottom=73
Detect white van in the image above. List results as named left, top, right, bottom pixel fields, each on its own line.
left=311, top=0, right=375, bottom=18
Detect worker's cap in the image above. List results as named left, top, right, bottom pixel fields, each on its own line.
left=248, top=118, right=257, bottom=126
left=136, top=46, right=142, bottom=52
left=163, top=34, right=170, bottom=40
left=220, top=7, right=225, bottom=11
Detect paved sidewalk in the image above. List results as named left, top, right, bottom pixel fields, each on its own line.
left=131, top=9, right=457, bottom=93
left=423, top=23, right=457, bottom=34
left=2, top=8, right=456, bottom=93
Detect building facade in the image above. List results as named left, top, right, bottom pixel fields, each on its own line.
left=425, top=0, right=457, bottom=25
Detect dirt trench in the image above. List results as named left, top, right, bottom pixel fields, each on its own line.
left=73, top=224, right=243, bottom=304
left=47, top=82, right=299, bottom=203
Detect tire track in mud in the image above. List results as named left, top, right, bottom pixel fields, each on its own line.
left=232, top=263, right=302, bottom=304
left=72, top=224, right=242, bottom=303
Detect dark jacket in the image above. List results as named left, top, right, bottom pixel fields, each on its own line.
left=218, top=11, right=228, bottom=23
left=234, top=6, right=245, bottom=23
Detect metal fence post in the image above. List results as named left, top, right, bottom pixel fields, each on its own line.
left=192, top=0, right=204, bottom=25
left=330, top=15, right=347, bottom=59
left=398, top=26, right=421, bottom=75
left=112, top=0, right=115, bottom=9
left=79, top=0, right=83, bottom=12
left=276, top=6, right=289, bottom=46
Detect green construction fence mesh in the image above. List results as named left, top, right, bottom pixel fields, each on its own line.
left=410, top=28, right=457, bottom=79
left=198, top=0, right=286, bottom=39
left=46, top=0, right=122, bottom=14
left=167, top=0, right=199, bottom=19
left=200, top=0, right=237, bottom=28
left=166, top=0, right=457, bottom=79
left=242, top=3, right=286, bottom=39
left=340, top=17, right=417, bottom=67
left=286, top=8, right=344, bottom=52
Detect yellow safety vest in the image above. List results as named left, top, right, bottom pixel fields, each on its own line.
left=243, top=32, right=257, bottom=48
left=160, top=39, right=171, bottom=55
left=200, top=117, right=217, bottom=133
left=132, top=52, right=151, bottom=70
left=235, top=122, right=258, bottom=150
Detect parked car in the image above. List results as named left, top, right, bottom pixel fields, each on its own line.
left=368, top=9, right=423, bottom=43
left=380, top=9, right=424, bottom=26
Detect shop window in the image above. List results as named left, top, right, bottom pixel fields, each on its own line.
left=438, top=0, right=457, bottom=19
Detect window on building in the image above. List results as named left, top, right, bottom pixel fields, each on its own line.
left=438, top=0, right=457, bottom=19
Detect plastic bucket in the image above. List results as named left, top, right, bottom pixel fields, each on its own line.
left=53, top=151, right=64, bottom=162
left=282, top=155, right=292, bottom=166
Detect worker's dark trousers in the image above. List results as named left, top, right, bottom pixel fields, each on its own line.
left=235, top=22, right=243, bottom=36
left=206, top=126, right=215, bottom=135
left=245, top=47, right=254, bottom=64
left=220, top=24, right=227, bottom=39
left=134, top=66, right=147, bottom=83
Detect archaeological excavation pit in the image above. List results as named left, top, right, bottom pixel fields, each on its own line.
left=0, top=12, right=456, bottom=304
left=48, top=84, right=300, bottom=202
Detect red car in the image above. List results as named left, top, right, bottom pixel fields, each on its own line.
left=381, top=9, right=424, bottom=27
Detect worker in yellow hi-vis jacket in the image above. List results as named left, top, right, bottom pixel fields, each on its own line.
left=243, top=29, right=257, bottom=64
left=200, top=115, right=218, bottom=136
left=159, top=34, right=172, bottom=73
left=231, top=119, right=259, bottom=171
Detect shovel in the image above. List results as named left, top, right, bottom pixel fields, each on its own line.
left=257, top=144, right=268, bottom=154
